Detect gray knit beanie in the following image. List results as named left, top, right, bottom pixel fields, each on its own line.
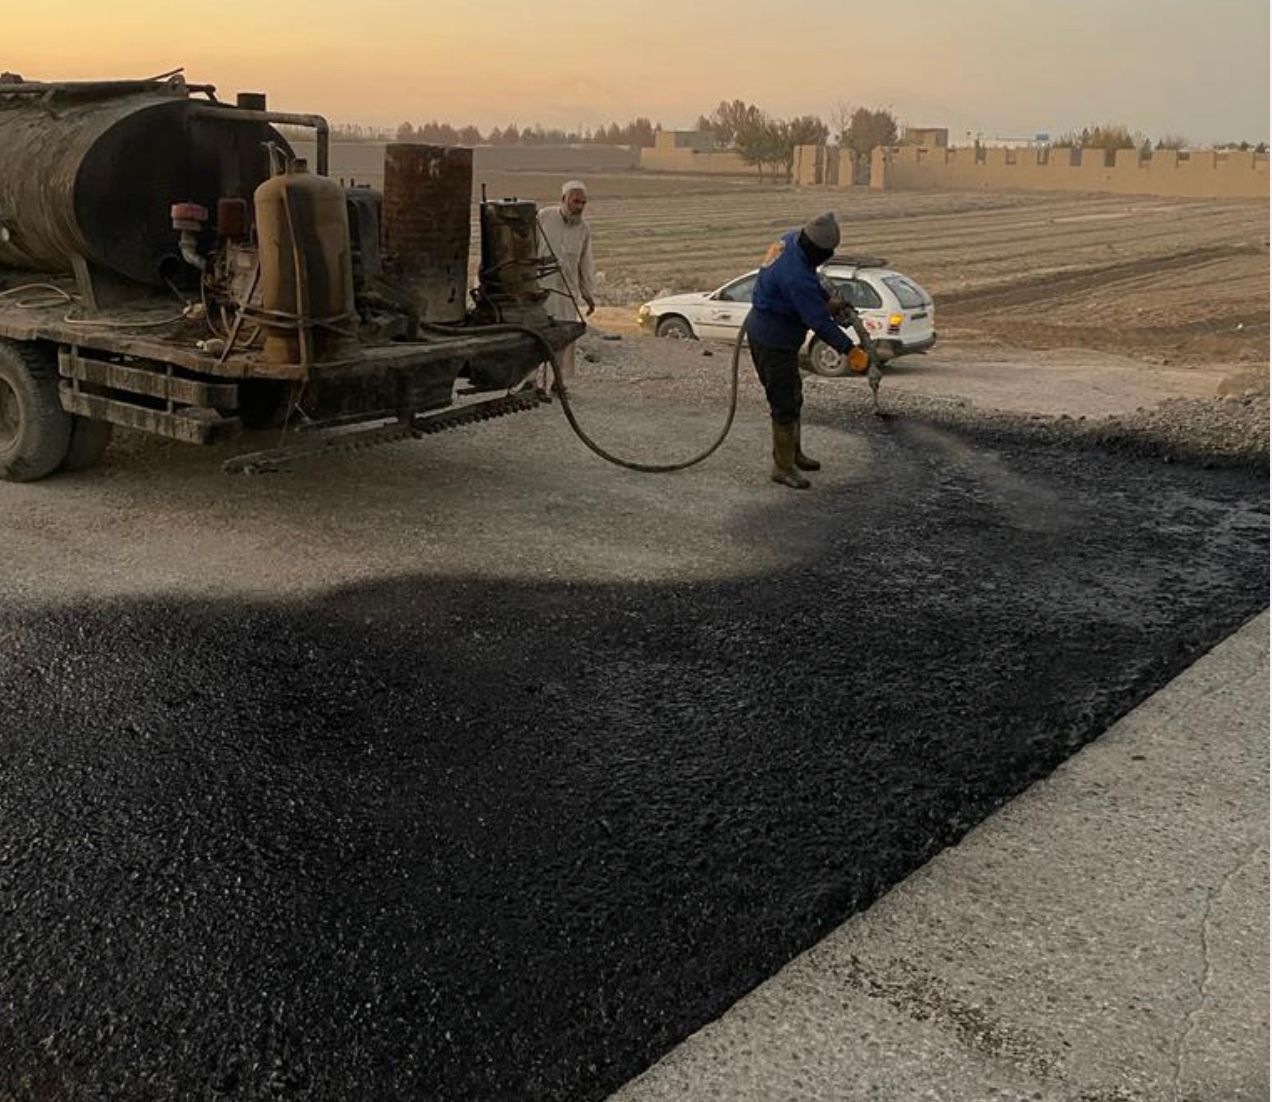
left=802, top=210, right=840, bottom=251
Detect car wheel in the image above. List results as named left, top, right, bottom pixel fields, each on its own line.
left=806, top=338, right=851, bottom=377
left=655, top=315, right=695, bottom=340
left=0, top=339, right=73, bottom=482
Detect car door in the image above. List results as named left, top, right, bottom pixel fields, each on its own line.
left=698, top=273, right=757, bottom=341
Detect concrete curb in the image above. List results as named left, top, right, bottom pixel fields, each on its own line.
left=611, top=612, right=1270, bottom=1101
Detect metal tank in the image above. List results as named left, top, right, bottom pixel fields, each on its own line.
left=381, top=144, right=473, bottom=324
left=475, top=198, right=549, bottom=326
left=0, top=82, right=287, bottom=286
left=254, top=158, right=356, bottom=365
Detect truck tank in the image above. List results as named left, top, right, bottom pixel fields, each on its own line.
left=0, top=84, right=287, bottom=286
left=254, top=158, right=355, bottom=364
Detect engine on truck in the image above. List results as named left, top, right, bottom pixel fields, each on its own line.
left=0, top=71, right=582, bottom=480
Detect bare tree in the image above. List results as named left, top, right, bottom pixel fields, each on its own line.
left=827, top=100, right=854, bottom=146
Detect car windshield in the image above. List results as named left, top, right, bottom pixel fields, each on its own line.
left=715, top=274, right=757, bottom=303
left=882, top=275, right=930, bottom=309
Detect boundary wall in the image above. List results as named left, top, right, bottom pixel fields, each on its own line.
left=793, top=145, right=843, bottom=186
left=870, top=144, right=1268, bottom=199
left=638, top=146, right=754, bottom=175
left=292, top=141, right=640, bottom=189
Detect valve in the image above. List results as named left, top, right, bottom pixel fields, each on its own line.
left=170, top=201, right=209, bottom=270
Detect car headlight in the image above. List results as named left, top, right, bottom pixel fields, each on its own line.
left=637, top=304, right=651, bottom=318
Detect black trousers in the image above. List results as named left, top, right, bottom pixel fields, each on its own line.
left=747, top=337, right=803, bottom=424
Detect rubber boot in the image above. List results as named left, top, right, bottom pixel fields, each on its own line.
left=794, top=420, right=821, bottom=471
left=771, top=421, right=811, bottom=489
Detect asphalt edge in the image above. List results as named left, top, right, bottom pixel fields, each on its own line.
left=609, top=610, right=1271, bottom=1101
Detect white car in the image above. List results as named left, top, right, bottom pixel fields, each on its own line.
left=636, top=256, right=937, bottom=376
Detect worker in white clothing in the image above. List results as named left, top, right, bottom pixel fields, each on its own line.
left=535, top=179, right=596, bottom=395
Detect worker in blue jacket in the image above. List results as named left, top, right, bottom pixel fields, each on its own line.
left=746, top=211, right=854, bottom=489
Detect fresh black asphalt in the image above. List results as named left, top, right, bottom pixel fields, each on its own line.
left=1, top=420, right=1267, bottom=1101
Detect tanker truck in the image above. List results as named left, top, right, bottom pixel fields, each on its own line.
left=0, top=71, right=580, bottom=480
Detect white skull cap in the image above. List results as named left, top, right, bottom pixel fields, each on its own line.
left=562, top=179, right=587, bottom=196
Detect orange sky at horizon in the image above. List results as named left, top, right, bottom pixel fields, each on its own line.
left=8, top=0, right=1269, bottom=144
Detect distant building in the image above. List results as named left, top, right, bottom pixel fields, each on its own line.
left=902, top=127, right=948, bottom=148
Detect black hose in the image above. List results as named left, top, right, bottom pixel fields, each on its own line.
left=420, top=321, right=745, bottom=474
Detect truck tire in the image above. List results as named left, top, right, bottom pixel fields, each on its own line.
left=0, top=339, right=72, bottom=482
left=59, top=416, right=114, bottom=472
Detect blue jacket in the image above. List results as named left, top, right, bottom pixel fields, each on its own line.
left=747, top=231, right=853, bottom=354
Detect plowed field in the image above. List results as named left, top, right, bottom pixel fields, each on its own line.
left=568, top=186, right=1269, bottom=365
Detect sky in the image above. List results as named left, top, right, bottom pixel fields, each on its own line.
left=8, top=0, right=1270, bottom=145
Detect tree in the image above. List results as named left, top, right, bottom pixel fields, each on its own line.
left=458, top=125, right=483, bottom=145
left=330, top=123, right=389, bottom=142
left=761, top=115, right=828, bottom=179
left=827, top=100, right=855, bottom=147
left=396, top=122, right=416, bottom=142
left=842, top=107, right=898, bottom=161
left=1155, top=133, right=1188, bottom=150
left=415, top=120, right=460, bottom=145
left=833, top=107, right=897, bottom=184
left=701, top=99, right=764, bottom=146
left=1054, top=123, right=1141, bottom=151
left=786, top=114, right=829, bottom=148
left=626, top=117, right=658, bottom=147
left=735, top=113, right=788, bottom=179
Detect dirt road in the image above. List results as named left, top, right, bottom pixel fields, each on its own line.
left=590, top=306, right=1252, bottom=420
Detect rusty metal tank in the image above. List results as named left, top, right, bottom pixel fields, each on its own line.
left=478, top=199, right=546, bottom=304
left=254, top=158, right=355, bottom=364
left=0, top=83, right=287, bottom=285
left=382, top=144, right=472, bottom=324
